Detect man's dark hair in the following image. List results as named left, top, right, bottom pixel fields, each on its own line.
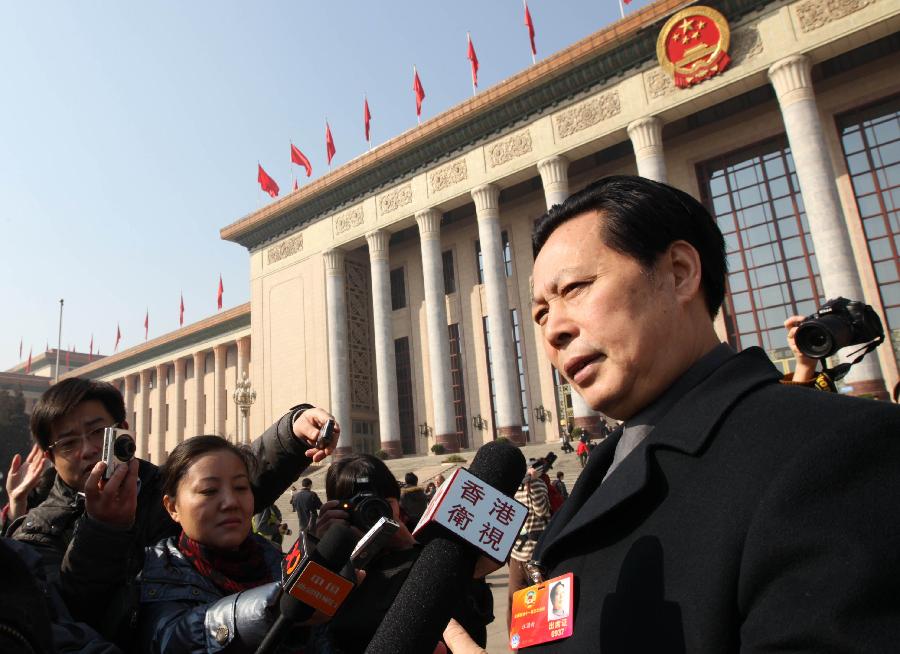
left=301, top=477, right=313, bottom=488
left=31, top=378, right=127, bottom=451
left=404, top=472, right=418, bottom=487
left=532, top=175, right=726, bottom=317
left=160, top=435, right=257, bottom=498
left=325, top=454, right=400, bottom=502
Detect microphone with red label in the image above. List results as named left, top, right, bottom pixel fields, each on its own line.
left=364, top=439, right=528, bottom=654
left=255, top=523, right=358, bottom=654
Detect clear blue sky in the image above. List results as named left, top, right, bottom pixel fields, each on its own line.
left=0, top=0, right=645, bottom=370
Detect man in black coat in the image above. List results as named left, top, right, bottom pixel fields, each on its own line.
left=8, top=377, right=341, bottom=646
left=517, top=175, right=900, bottom=652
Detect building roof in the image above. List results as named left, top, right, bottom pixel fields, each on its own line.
left=0, top=371, right=52, bottom=393
left=62, top=303, right=251, bottom=381
left=220, top=0, right=773, bottom=251
left=6, top=349, right=98, bottom=374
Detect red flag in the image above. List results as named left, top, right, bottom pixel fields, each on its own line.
left=293, top=178, right=299, bottom=191
left=364, top=97, right=372, bottom=143
left=217, top=274, right=224, bottom=310
left=115, top=324, right=121, bottom=352
left=89, top=335, right=93, bottom=362
left=144, top=310, right=149, bottom=341
left=179, top=293, right=185, bottom=326
left=413, top=67, right=425, bottom=117
left=290, top=143, right=312, bottom=177
left=257, top=163, right=279, bottom=197
left=325, top=122, right=336, bottom=165
left=467, top=33, right=479, bottom=88
left=524, top=1, right=537, bottom=56
left=25, top=347, right=32, bottom=374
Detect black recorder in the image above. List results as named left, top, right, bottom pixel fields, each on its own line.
left=101, top=427, right=136, bottom=479
left=316, top=419, right=336, bottom=449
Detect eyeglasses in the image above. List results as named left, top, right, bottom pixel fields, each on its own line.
left=48, top=425, right=114, bottom=459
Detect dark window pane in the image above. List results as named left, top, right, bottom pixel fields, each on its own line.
left=390, top=268, right=406, bottom=310
left=442, top=250, right=456, bottom=295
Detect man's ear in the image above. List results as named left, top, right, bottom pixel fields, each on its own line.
left=667, top=240, right=703, bottom=305
left=162, top=494, right=179, bottom=523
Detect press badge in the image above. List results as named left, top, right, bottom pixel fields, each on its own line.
left=509, top=572, right=574, bottom=649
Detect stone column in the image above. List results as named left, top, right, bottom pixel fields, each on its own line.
left=123, top=375, right=135, bottom=430
left=627, top=116, right=667, bottom=183
left=192, top=351, right=205, bottom=437
left=537, top=157, right=601, bottom=432
left=236, top=336, right=251, bottom=383
left=154, top=364, right=167, bottom=463
left=471, top=185, right=524, bottom=444
left=139, top=369, right=151, bottom=460
left=324, top=249, right=352, bottom=457
left=769, top=55, right=885, bottom=395
left=214, top=344, right=227, bottom=438
left=173, top=358, right=185, bottom=445
left=366, top=230, right=403, bottom=457
left=415, top=209, right=459, bottom=452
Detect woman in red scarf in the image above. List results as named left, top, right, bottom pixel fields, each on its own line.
left=138, top=436, right=297, bottom=654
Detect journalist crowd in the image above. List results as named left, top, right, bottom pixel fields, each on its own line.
left=2, top=175, right=899, bottom=654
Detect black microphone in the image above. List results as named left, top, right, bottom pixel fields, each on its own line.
left=364, top=439, right=527, bottom=654
left=255, top=523, right=358, bottom=654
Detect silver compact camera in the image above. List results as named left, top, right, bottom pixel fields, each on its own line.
left=102, top=427, right=136, bottom=479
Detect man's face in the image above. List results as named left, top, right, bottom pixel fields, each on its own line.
left=531, top=212, right=681, bottom=420
left=47, top=399, right=116, bottom=491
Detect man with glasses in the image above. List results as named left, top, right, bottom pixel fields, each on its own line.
left=7, top=377, right=341, bottom=647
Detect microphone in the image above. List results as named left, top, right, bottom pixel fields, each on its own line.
left=255, top=523, right=358, bottom=654
left=365, top=439, right=527, bottom=654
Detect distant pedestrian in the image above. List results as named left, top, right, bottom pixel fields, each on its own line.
left=291, top=477, right=322, bottom=530
left=560, top=426, right=574, bottom=453
left=552, top=471, right=569, bottom=500
left=400, top=472, right=428, bottom=530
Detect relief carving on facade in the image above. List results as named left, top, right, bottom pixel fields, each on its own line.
left=429, top=159, right=468, bottom=193
left=487, top=130, right=533, bottom=168
left=555, top=91, right=622, bottom=139
left=795, top=0, right=874, bottom=32
left=345, top=260, right=375, bottom=412
left=266, top=234, right=304, bottom=265
left=333, top=206, right=365, bottom=236
left=730, top=25, right=764, bottom=63
left=379, top=185, right=413, bottom=215
left=645, top=68, right=676, bottom=99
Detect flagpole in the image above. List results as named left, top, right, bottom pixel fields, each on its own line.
left=54, top=298, right=64, bottom=383
left=618, top=0, right=625, bottom=19
left=256, top=161, right=262, bottom=208
left=289, top=143, right=295, bottom=192
left=468, top=33, right=476, bottom=97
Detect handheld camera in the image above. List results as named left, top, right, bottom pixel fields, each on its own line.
left=338, top=475, right=393, bottom=532
left=316, top=419, right=336, bottom=450
left=101, top=427, right=136, bottom=480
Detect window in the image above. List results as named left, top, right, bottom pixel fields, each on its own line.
left=448, top=324, right=469, bottom=449
left=442, top=250, right=456, bottom=295
left=165, top=366, right=173, bottom=386
left=395, top=337, right=416, bottom=454
left=390, top=267, right=406, bottom=310
left=202, top=394, right=207, bottom=426
left=838, top=95, right=900, bottom=364
left=205, top=352, right=215, bottom=374
left=165, top=404, right=169, bottom=431
left=351, top=420, right=378, bottom=455
left=510, top=309, right=529, bottom=439
left=148, top=408, right=152, bottom=433
left=475, top=231, right=512, bottom=284
left=148, top=370, right=156, bottom=390
left=697, top=136, right=824, bottom=354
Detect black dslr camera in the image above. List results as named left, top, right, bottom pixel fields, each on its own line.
left=338, top=475, right=393, bottom=532
left=794, top=297, right=884, bottom=359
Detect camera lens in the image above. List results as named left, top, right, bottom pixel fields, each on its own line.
left=113, top=435, right=136, bottom=461
left=795, top=315, right=853, bottom=359
left=353, top=496, right=393, bottom=532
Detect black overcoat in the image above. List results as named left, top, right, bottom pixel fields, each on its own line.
left=530, top=347, right=900, bottom=653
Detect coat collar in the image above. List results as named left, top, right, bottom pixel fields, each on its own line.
left=535, top=347, right=781, bottom=565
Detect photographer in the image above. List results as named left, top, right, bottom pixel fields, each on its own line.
left=310, top=454, right=493, bottom=653
left=7, top=377, right=340, bottom=647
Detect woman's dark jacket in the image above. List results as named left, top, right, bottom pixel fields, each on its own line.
left=138, top=534, right=284, bottom=654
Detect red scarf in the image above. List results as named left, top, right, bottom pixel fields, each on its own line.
left=177, top=530, right=274, bottom=595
